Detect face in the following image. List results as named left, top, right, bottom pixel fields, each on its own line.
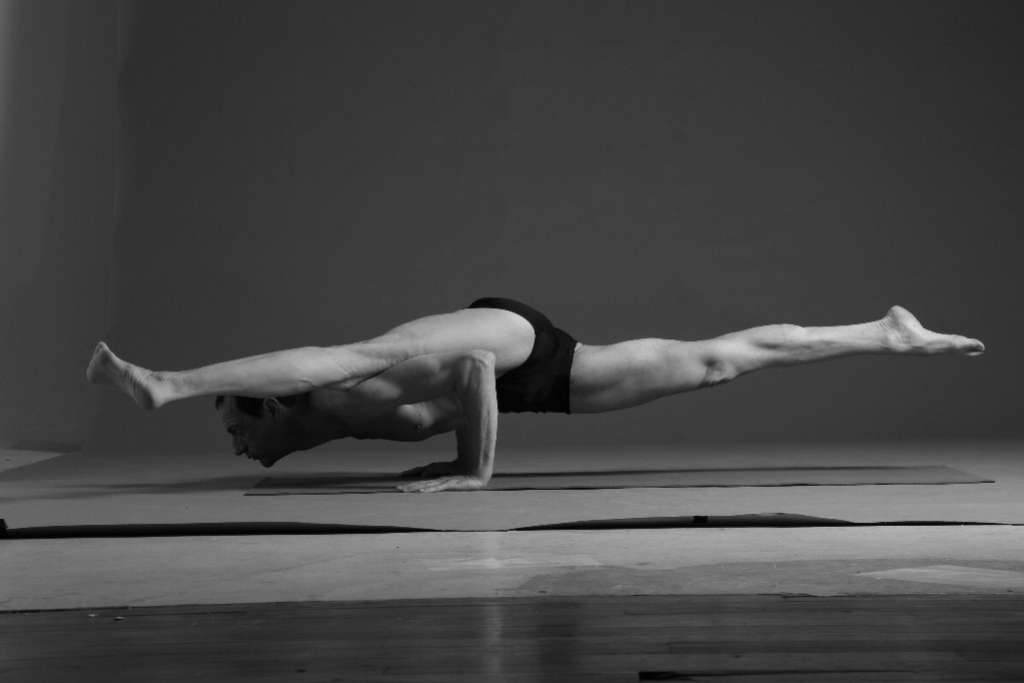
left=218, top=397, right=294, bottom=467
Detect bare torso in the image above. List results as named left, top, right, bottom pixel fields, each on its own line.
left=295, top=307, right=537, bottom=445
left=306, top=389, right=463, bottom=442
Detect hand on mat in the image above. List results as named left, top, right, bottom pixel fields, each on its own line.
left=399, top=460, right=462, bottom=479
left=397, top=475, right=488, bottom=493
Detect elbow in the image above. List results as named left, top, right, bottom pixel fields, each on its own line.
left=459, top=350, right=496, bottom=376
left=453, top=350, right=497, bottom=395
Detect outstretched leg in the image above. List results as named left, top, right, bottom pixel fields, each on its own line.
left=85, top=341, right=404, bottom=410
left=86, top=306, right=535, bottom=410
left=569, top=305, right=985, bottom=414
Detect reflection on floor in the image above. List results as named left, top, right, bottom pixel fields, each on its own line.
left=4, top=527, right=1024, bottom=610
left=3, top=595, right=1022, bottom=682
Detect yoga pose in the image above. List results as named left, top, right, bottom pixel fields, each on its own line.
left=87, top=297, right=985, bottom=492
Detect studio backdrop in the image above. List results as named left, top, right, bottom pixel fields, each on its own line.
left=2, top=0, right=1019, bottom=454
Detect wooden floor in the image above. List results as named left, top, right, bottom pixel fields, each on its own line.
left=3, top=595, right=1022, bottom=682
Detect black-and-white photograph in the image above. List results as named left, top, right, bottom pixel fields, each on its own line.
left=1, top=1, right=1021, bottom=680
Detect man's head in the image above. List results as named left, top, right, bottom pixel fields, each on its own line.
left=214, top=393, right=308, bottom=467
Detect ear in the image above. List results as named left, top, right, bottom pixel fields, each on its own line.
left=262, top=397, right=283, bottom=419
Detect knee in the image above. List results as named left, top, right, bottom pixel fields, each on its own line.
left=700, top=356, right=737, bottom=388
left=652, top=339, right=739, bottom=390
left=698, top=339, right=749, bottom=386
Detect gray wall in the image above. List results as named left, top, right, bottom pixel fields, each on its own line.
left=91, top=0, right=1022, bottom=453
left=0, top=0, right=119, bottom=451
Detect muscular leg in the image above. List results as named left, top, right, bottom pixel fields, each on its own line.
left=85, top=341, right=402, bottom=410
left=569, top=306, right=985, bottom=414
left=86, top=307, right=533, bottom=410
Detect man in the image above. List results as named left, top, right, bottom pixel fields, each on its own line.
left=87, top=297, right=984, bottom=492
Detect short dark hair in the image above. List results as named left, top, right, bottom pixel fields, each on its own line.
left=214, top=393, right=308, bottom=418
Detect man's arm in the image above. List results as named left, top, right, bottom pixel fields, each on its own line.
left=345, top=350, right=498, bottom=492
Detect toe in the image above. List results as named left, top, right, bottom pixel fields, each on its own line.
left=952, top=336, right=985, bottom=355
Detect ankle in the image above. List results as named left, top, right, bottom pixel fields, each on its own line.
left=147, top=370, right=177, bottom=408
left=877, top=316, right=908, bottom=352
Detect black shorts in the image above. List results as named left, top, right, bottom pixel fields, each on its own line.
left=467, top=297, right=578, bottom=414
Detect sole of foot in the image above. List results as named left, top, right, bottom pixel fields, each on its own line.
left=882, top=305, right=985, bottom=356
left=86, top=341, right=162, bottom=410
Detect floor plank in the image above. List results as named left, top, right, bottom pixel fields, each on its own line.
left=2, top=595, right=1022, bottom=682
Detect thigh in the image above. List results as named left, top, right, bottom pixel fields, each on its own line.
left=569, top=338, right=717, bottom=414
left=366, top=308, right=535, bottom=375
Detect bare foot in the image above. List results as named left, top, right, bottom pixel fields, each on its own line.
left=880, top=306, right=985, bottom=356
left=86, top=342, right=167, bottom=409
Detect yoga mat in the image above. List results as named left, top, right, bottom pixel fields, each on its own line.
left=247, top=465, right=990, bottom=495
left=2, top=447, right=1013, bottom=531
left=0, top=449, right=66, bottom=474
